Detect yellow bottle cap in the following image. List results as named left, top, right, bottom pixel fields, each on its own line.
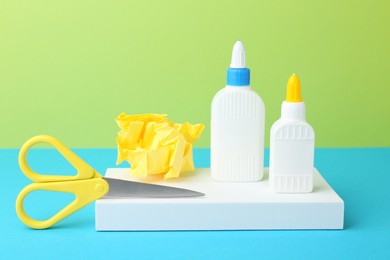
left=286, top=73, right=302, bottom=102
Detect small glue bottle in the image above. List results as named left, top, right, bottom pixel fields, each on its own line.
left=211, top=40, right=265, bottom=182
left=269, top=74, right=315, bottom=193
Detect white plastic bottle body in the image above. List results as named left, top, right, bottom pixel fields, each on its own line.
left=211, top=86, right=265, bottom=182
left=269, top=119, right=315, bottom=193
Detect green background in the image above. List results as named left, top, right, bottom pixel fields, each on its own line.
left=1, top=0, right=389, bottom=148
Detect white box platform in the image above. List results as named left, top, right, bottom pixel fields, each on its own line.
left=95, top=168, right=344, bottom=231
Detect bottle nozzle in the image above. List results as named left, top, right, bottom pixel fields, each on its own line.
left=230, top=40, right=246, bottom=68
left=286, top=73, right=303, bottom=102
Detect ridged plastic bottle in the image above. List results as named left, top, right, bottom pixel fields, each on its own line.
left=211, top=41, right=265, bottom=182
left=269, top=74, right=315, bottom=193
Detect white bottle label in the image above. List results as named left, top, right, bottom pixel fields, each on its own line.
left=211, top=88, right=265, bottom=182
left=270, top=122, right=315, bottom=193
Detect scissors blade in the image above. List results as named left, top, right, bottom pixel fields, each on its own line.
left=102, top=177, right=204, bottom=198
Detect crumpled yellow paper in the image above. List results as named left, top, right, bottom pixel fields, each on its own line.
left=115, top=113, right=205, bottom=179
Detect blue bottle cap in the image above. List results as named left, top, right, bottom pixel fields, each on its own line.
left=227, top=68, right=250, bottom=86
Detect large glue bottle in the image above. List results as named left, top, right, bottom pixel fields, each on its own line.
left=211, top=40, right=265, bottom=182
left=269, top=74, right=315, bottom=193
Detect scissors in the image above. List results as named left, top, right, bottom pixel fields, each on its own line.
left=16, top=135, right=204, bottom=229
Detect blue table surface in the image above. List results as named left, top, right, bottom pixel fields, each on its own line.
left=1, top=148, right=389, bottom=259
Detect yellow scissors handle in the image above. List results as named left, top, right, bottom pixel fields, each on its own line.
left=16, top=177, right=109, bottom=229
left=16, top=135, right=109, bottom=229
left=19, top=135, right=100, bottom=182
